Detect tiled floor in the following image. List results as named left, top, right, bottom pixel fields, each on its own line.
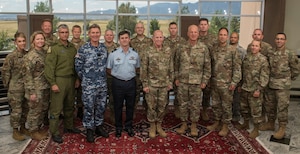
left=0, top=99, right=300, bottom=154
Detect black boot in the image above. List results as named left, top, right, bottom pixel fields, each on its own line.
left=77, top=107, right=83, bottom=120
left=86, top=129, right=94, bottom=143
left=95, top=125, right=109, bottom=138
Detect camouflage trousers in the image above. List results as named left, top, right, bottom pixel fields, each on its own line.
left=82, top=86, right=107, bottom=129
left=264, top=88, right=290, bottom=126
left=26, top=89, right=50, bottom=131
left=211, top=86, right=234, bottom=124
left=240, top=90, right=263, bottom=124
left=145, top=86, right=169, bottom=122
left=8, top=90, right=28, bottom=128
left=177, top=83, right=202, bottom=122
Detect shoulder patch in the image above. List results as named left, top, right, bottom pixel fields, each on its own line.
left=47, top=46, right=52, bottom=53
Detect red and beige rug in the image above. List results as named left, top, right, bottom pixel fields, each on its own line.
left=21, top=108, right=270, bottom=154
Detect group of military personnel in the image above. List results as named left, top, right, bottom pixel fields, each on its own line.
left=2, top=17, right=299, bottom=144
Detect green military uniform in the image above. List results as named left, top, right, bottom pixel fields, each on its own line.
left=43, top=34, right=58, bottom=51
left=141, top=44, right=174, bottom=123
left=23, top=49, right=50, bottom=132
left=130, top=35, right=153, bottom=109
left=45, top=41, right=77, bottom=136
left=2, top=49, right=28, bottom=129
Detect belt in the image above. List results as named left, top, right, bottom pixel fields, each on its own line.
left=113, top=77, right=134, bottom=82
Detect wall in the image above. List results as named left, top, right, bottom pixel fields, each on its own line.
left=285, top=0, right=300, bottom=53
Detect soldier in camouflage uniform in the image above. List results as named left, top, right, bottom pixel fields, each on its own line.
left=45, top=24, right=81, bottom=144
left=104, top=29, right=119, bottom=124
left=23, top=31, right=50, bottom=141
left=175, top=25, right=211, bottom=137
left=236, top=40, right=269, bottom=138
left=164, top=22, right=186, bottom=118
left=2, top=32, right=29, bottom=141
left=70, top=25, right=85, bottom=119
left=206, top=28, right=241, bottom=137
left=141, top=30, right=174, bottom=138
left=75, top=24, right=109, bottom=143
left=41, top=19, right=58, bottom=51
left=130, top=21, right=153, bottom=112
left=260, top=33, right=300, bottom=139
left=198, top=18, right=218, bottom=121
left=229, top=32, right=247, bottom=122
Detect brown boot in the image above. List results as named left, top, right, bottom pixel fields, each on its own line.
left=201, top=108, right=209, bottom=121
left=218, top=123, right=229, bottom=137
left=249, top=124, right=259, bottom=138
left=12, top=128, right=26, bottom=141
left=259, top=121, right=275, bottom=131
left=273, top=126, right=286, bottom=139
left=149, top=122, right=156, bottom=138
left=20, top=125, right=30, bottom=136
left=190, top=122, right=198, bottom=137
left=235, top=120, right=249, bottom=130
left=176, top=122, right=187, bottom=134
left=156, top=122, right=167, bottom=138
left=207, top=121, right=220, bottom=131
left=30, top=130, right=48, bottom=141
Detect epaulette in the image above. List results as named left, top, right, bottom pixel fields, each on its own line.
left=47, top=46, right=52, bottom=53
left=112, top=48, right=118, bottom=52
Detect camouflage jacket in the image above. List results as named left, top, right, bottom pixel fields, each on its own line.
left=23, top=49, right=50, bottom=94
left=241, top=53, right=270, bottom=92
left=198, top=33, right=218, bottom=51
left=71, top=38, right=85, bottom=50
left=130, top=35, right=153, bottom=61
left=211, top=44, right=242, bottom=87
left=1, top=49, right=27, bottom=91
left=267, top=47, right=300, bottom=89
left=141, top=45, right=174, bottom=88
left=175, top=41, right=211, bottom=85
left=104, top=42, right=119, bottom=53
left=247, top=41, right=272, bottom=56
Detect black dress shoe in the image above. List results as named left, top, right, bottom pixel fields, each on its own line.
left=86, top=129, right=94, bottom=143
left=124, top=128, right=135, bottom=137
left=52, top=135, right=63, bottom=143
left=95, top=125, right=109, bottom=138
left=115, top=129, right=122, bottom=138
left=64, top=128, right=81, bottom=134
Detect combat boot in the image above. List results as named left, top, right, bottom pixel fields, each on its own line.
left=207, top=121, right=220, bottom=131
left=12, top=128, right=25, bottom=141
left=218, top=123, right=229, bottom=137
left=249, top=124, right=259, bottom=138
left=235, top=120, right=249, bottom=130
left=95, top=125, right=109, bottom=138
left=149, top=122, right=156, bottom=138
left=156, top=122, right=167, bottom=138
left=190, top=122, right=198, bottom=137
left=86, top=129, right=94, bottom=143
left=273, top=126, right=286, bottom=139
left=30, top=130, right=48, bottom=141
left=201, top=107, right=209, bottom=121
left=20, top=125, right=30, bottom=136
left=259, top=121, right=275, bottom=131
left=176, top=122, right=187, bottom=134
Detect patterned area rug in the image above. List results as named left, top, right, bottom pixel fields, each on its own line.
left=21, top=108, right=270, bottom=154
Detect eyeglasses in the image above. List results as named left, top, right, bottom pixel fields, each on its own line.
left=59, top=31, right=69, bottom=34
left=275, top=38, right=285, bottom=40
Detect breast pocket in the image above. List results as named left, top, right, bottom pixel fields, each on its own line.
left=128, top=59, right=137, bottom=65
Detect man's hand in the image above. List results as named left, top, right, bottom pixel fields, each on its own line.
left=51, top=84, right=60, bottom=93
left=143, top=87, right=150, bottom=93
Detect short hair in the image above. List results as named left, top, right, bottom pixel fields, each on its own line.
left=14, top=32, right=26, bottom=41
left=199, top=18, right=209, bottom=24
left=72, top=25, right=81, bottom=31
left=276, top=32, right=287, bottom=39
left=41, top=18, right=52, bottom=25
left=57, top=24, right=69, bottom=31
left=89, top=24, right=101, bottom=31
left=118, top=30, right=130, bottom=38
left=219, top=27, right=228, bottom=34
left=253, top=28, right=263, bottom=34
left=169, top=22, right=177, bottom=27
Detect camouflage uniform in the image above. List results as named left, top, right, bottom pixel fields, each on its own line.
left=130, top=35, right=153, bottom=107
left=1, top=49, right=28, bottom=128
left=210, top=45, right=241, bottom=124
left=45, top=41, right=78, bottom=136
left=75, top=42, right=108, bottom=129
left=164, top=35, right=186, bottom=116
left=43, top=34, right=58, bottom=51
left=240, top=53, right=269, bottom=124
left=23, top=49, right=50, bottom=132
left=104, top=42, right=119, bottom=116
left=198, top=33, right=218, bottom=113
left=141, top=45, right=174, bottom=122
left=246, top=41, right=272, bottom=56
left=265, top=48, right=300, bottom=126
left=175, top=41, right=211, bottom=122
